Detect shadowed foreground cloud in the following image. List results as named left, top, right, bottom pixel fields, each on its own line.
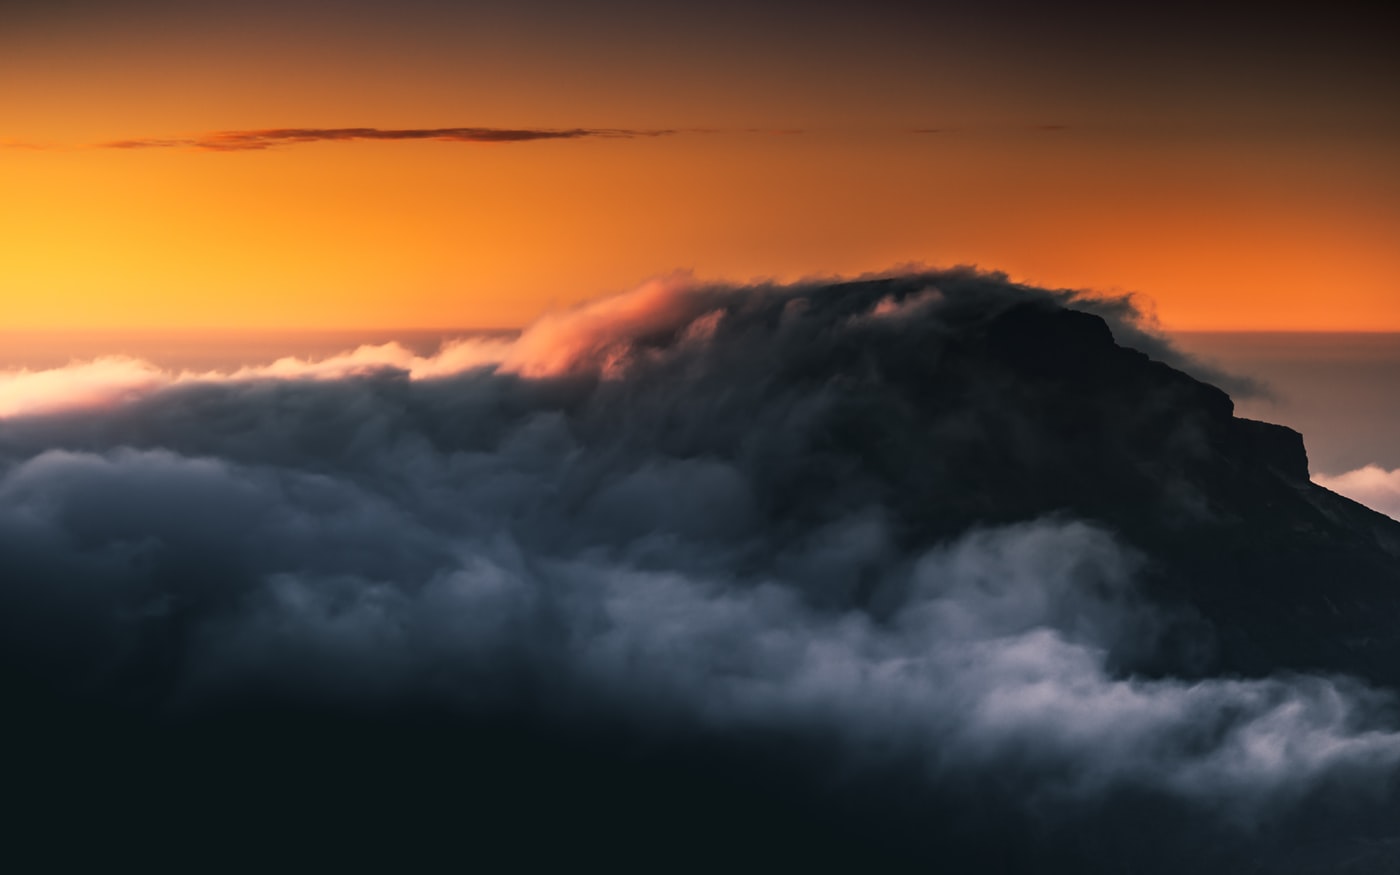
left=99, top=126, right=677, bottom=151
left=2, top=270, right=1398, bottom=871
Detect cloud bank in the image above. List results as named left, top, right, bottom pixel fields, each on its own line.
left=2, top=270, right=1397, bottom=870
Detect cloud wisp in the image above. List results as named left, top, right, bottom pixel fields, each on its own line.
left=3, top=270, right=1398, bottom=870
left=98, top=126, right=678, bottom=151
left=1317, top=465, right=1400, bottom=520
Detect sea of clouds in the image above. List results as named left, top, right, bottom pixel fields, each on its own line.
left=3, top=270, right=1398, bottom=870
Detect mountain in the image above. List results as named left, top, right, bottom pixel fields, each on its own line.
left=788, top=291, right=1400, bottom=684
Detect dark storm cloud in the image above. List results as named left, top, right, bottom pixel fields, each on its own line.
left=1, top=269, right=1397, bottom=869
left=99, top=126, right=677, bottom=151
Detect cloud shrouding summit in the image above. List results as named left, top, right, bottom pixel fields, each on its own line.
left=3, top=270, right=1399, bottom=871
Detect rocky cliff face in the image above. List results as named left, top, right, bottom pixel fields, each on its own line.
left=783, top=290, right=1400, bottom=684
left=988, top=299, right=1400, bottom=683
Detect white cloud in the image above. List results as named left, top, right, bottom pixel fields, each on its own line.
left=1316, top=465, right=1400, bottom=520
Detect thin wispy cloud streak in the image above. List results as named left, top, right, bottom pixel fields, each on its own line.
left=5, top=124, right=1120, bottom=155
left=15, top=123, right=1291, bottom=154
left=99, top=126, right=679, bottom=151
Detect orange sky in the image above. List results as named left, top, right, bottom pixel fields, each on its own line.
left=2, top=1, right=1397, bottom=331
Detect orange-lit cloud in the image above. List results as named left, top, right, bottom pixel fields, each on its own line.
left=0, top=357, right=170, bottom=419
left=0, top=276, right=715, bottom=418
left=0, top=341, right=512, bottom=420
left=1, top=271, right=1186, bottom=419
left=499, top=274, right=713, bottom=378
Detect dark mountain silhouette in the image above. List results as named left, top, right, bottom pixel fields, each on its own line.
left=770, top=291, right=1400, bottom=684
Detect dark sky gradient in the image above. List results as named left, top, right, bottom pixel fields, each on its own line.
left=7, top=1, right=1395, bottom=131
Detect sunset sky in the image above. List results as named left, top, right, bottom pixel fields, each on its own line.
left=3, top=0, right=1397, bottom=330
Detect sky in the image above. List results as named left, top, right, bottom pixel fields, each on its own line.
left=3, top=0, right=1398, bottom=330
left=1178, top=332, right=1400, bottom=475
